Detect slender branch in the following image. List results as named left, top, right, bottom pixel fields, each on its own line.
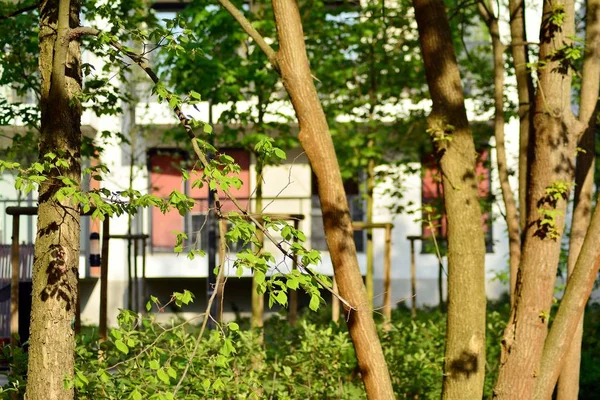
left=577, top=0, right=600, bottom=128
left=215, top=0, right=279, bottom=70
left=476, top=0, right=494, bottom=24
left=172, top=216, right=226, bottom=397
left=72, top=25, right=351, bottom=309
left=0, top=1, right=38, bottom=21
left=510, top=41, right=539, bottom=47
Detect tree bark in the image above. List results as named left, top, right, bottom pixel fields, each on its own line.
left=412, top=0, right=487, bottom=398
left=478, top=1, right=521, bottom=307
left=366, top=150, right=375, bottom=308
left=493, top=0, right=581, bottom=397
left=271, top=0, right=394, bottom=397
left=27, top=0, right=82, bottom=398
left=508, top=0, right=535, bottom=237
left=555, top=124, right=595, bottom=400
left=534, top=198, right=600, bottom=399
left=556, top=1, right=600, bottom=397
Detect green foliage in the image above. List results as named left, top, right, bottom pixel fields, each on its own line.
left=0, top=300, right=518, bottom=399
left=535, top=180, right=572, bottom=240
left=548, top=4, right=567, bottom=28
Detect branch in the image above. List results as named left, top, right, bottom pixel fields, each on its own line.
left=172, top=216, right=226, bottom=396
left=577, top=0, right=600, bottom=133
left=73, top=25, right=351, bottom=310
left=0, top=1, right=38, bottom=22
left=534, top=195, right=600, bottom=398
left=215, top=0, right=279, bottom=71
left=476, top=0, right=494, bottom=25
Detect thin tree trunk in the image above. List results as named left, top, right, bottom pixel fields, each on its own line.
left=409, top=236, right=417, bottom=318
left=366, top=151, right=374, bottom=308
left=556, top=122, right=595, bottom=400
left=271, top=0, right=394, bottom=396
left=508, top=0, right=534, bottom=236
left=555, top=1, right=600, bottom=397
left=493, top=1, right=580, bottom=397
left=534, top=199, right=600, bottom=399
left=412, top=0, right=487, bottom=398
left=251, top=159, right=264, bottom=329
left=27, top=0, right=82, bottom=398
left=478, top=1, right=521, bottom=306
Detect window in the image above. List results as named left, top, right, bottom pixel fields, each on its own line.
left=148, top=147, right=251, bottom=251
left=421, top=148, right=493, bottom=253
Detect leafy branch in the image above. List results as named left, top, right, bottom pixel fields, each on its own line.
left=70, top=25, right=353, bottom=310
left=0, top=0, right=38, bottom=22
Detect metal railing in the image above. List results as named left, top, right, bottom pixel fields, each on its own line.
left=0, top=244, right=35, bottom=286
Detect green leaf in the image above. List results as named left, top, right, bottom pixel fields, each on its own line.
left=254, top=270, right=265, bottom=285
left=228, top=322, right=239, bottom=331
left=149, top=359, right=160, bottom=370
left=168, top=96, right=179, bottom=109
left=212, top=377, right=224, bottom=390
left=115, top=339, right=129, bottom=354
left=274, top=148, right=286, bottom=160
left=131, top=389, right=142, bottom=400
left=76, top=370, right=89, bottom=385
left=203, top=124, right=213, bottom=134
left=309, top=294, right=320, bottom=311
left=157, top=368, right=170, bottom=384
left=190, top=90, right=201, bottom=100
left=286, top=277, right=299, bottom=290
left=167, top=366, right=177, bottom=379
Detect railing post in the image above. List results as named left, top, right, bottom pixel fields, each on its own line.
left=99, top=217, right=109, bottom=342
left=10, top=215, right=20, bottom=345
left=382, top=224, right=392, bottom=330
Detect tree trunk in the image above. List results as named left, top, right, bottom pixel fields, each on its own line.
left=534, top=198, right=600, bottom=399
left=493, top=1, right=579, bottom=397
left=556, top=0, right=600, bottom=397
left=478, top=2, right=521, bottom=307
left=271, top=0, right=394, bottom=397
left=412, top=0, right=487, bottom=398
left=556, top=122, right=595, bottom=400
left=366, top=150, right=374, bottom=308
left=27, top=0, right=82, bottom=398
left=251, top=159, right=264, bottom=329
left=507, top=0, right=534, bottom=237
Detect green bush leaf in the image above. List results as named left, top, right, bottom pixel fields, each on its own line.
left=157, top=368, right=170, bottom=384
left=115, top=339, right=129, bottom=354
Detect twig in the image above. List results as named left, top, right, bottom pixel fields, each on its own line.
left=215, top=0, right=279, bottom=71
left=172, top=211, right=227, bottom=397
left=106, top=315, right=203, bottom=371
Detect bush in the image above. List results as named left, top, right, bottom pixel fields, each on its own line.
left=2, top=300, right=600, bottom=399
